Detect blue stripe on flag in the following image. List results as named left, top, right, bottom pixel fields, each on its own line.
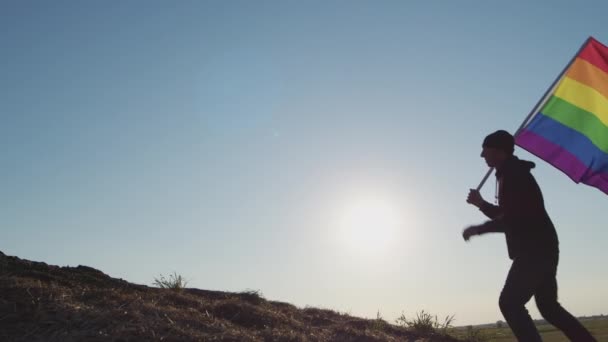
left=522, top=112, right=608, bottom=174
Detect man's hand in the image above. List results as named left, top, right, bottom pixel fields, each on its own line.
left=462, top=225, right=482, bottom=242
left=466, top=189, right=484, bottom=208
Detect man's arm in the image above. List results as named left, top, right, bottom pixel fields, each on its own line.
left=462, top=219, right=507, bottom=241
left=479, top=201, right=502, bottom=219
left=477, top=219, right=507, bottom=233
left=467, top=189, right=503, bottom=219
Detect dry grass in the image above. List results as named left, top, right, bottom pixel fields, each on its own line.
left=0, top=251, right=462, bottom=341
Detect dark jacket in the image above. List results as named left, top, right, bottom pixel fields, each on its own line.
left=479, top=156, right=559, bottom=259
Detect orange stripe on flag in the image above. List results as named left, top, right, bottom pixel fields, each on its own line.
left=566, top=58, right=608, bottom=100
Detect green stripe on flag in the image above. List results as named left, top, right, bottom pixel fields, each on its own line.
left=542, top=96, right=608, bottom=154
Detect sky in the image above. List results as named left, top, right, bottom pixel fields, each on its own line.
left=1, top=0, right=607, bottom=326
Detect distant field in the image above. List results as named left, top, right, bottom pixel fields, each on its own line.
left=463, top=317, right=608, bottom=341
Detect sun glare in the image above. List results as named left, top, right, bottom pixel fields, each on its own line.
left=335, top=195, right=405, bottom=256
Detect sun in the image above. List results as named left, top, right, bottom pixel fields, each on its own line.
left=335, top=195, right=404, bottom=256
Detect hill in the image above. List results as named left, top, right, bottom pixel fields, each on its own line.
left=0, top=251, right=461, bottom=341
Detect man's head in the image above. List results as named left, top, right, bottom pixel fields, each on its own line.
left=481, top=130, right=514, bottom=168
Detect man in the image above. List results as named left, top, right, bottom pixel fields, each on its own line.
left=463, top=130, right=596, bottom=342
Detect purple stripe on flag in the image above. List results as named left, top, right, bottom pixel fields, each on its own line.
left=516, top=130, right=608, bottom=195
left=516, top=130, right=587, bottom=181
left=582, top=172, right=608, bottom=195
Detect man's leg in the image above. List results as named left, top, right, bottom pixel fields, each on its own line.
left=535, top=256, right=597, bottom=341
left=499, top=257, right=543, bottom=342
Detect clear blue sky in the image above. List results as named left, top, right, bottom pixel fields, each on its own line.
left=2, top=1, right=607, bottom=326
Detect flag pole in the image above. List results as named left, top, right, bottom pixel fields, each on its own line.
left=475, top=36, right=593, bottom=191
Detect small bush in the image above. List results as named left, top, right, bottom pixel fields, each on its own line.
left=239, top=289, right=265, bottom=305
left=371, top=310, right=389, bottom=331
left=395, top=310, right=455, bottom=334
left=153, top=272, right=188, bottom=290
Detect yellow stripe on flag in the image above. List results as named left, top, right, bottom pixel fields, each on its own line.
left=554, top=77, right=608, bottom=127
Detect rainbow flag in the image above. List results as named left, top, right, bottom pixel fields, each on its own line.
left=515, top=37, right=608, bottom=195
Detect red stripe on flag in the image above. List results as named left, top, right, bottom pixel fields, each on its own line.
left=578, top=37, right=608, bottom=75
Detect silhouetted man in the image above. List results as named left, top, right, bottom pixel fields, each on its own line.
left=463, top=130, right=596, bottom=342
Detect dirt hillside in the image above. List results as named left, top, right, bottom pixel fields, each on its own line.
left=0, top=251, right=462, bottom=341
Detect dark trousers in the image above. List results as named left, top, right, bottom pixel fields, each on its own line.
left=499, top=254, right=596, bottom=341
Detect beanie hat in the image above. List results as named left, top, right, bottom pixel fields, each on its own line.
left=483, top=130, right=514, bottom=154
